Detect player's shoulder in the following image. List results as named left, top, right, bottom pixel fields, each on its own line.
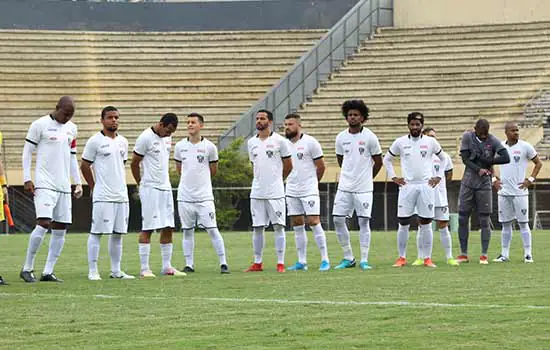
left=117, top=134, right=129, bottom=144
left=361, top=126, right=378, bottom=138
left=270, top=132, right=286, bottom=141
left=518, top=139, right=534, bottom=148
left=137, top=127, right=153, bottom=139
left=31, top=115, right=51, bottom=127
left=175, top=137, right=188, bottom=148
left=393, top=134, right=408, bottom=145
left=336, top=129, right=349, bottom=139
left=202, top=137, right=217, bottom=147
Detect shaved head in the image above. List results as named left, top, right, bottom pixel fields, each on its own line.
left=504, top=121, right=520, bottom=143
left=53, top=96, right=75, bottom=124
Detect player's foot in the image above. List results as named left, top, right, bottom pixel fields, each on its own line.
left=334, top=259, right=356, bottom=269
left=492, top=254, right=510, bottom=263
left=446, top=258, right=459, bottom=266
left=139, top=269, right=156, bottom=278
left=244, top=263, right=263, bottom=272
left=220, top=264, right=230, bottom=274
left=423, top=258, right=437, bottom=268
left=524, top=255, right=534, bottom=263
left=19, top=269, right=37, bottom=283
left=392, top=257, right=407, bottom=267
left=359, top=261, right=372, bottom=271
left=40, top=273, right=63, bottom=282
left=88, top=271, right=102, bottom=281
left=411, top=258, right=424, bottom=266
left=456, top=255, right=469, bottom=263
left=277, top=263, right=285, bottom=273
left=183, top=266, right=195, bottom=273
left=479, top=256, right=489, bottom=265
left=0, top=276, right=7, bottom=285
left=161, top=268, right=187, bottom=277
left=110, top=271, right=135, bottom=279
left=287, top=262, right=308, bottom=271
left=319, top=260, right=331, bottom=271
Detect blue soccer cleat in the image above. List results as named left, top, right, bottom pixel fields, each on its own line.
left=359, top=261, right=373, bottom=271
left=319, top=260, right=331, bottom=272
left=334, top=258, right=356, bottom=269
left=287, top=262, right=308, bottom=271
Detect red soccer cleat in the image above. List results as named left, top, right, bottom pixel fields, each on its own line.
left=244, top=263, right=263, bottom=272
left=276, top=263, right=285, bottom=273
left=423, top=257, right=437, bottom=268
left=392, top=257, right=407, bottom=267
left=456, top=255, right=469, bottom=263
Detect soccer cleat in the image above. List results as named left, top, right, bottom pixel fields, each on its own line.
left=161, top=268, right=187, bottom=277
left=88, top=271, right=102, bottom=281
left=19, top=269, right=37, bottom=283
left=447, top=258, right=459, bottom=266
left=392, top=257, right=407, bottom=267
left=0, top=276, right=6, bottom=285
left=456, top=255, right=469, bottom=263
left=492, top=254, right=510, bottom=263
left=411, top=258, right=424, bottom=266
left=277, top=263, right=285, bottom=273
left=524, top=255, right=534, bottom=263
left=139, top=269, right=156, bottom=278
left=334, top=259, right=356, bottom=269
left=359, top=261, right=373, bottom=271
left=40, top=273, right=63, bottom=282
left=244, top=263, right=263, bottom=272
left=220, top=264, right=230, bottom=274
left=183, top=266, right=195, bottom=273
left=109, top=271, right=135, bottom=280
left=479, top=256, right=489, bottom=265
left=287, top=262, right=308, bottom=271
left=319, top=260, right=330, bottom=272
left=423, top=258, right=437, bottom=268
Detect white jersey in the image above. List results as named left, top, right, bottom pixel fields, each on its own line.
left=335, top=127, right=382, bottom=193
left=286, top=133, right=323, bottom=198
left=248, top=132, right=291, bottom=199
left=498, top=140, right=537, bottom=196
left=174, top=137, right=218, bottom=202
left=388, top=135, right=443, bottom=184
left=432, top=152, right=453, bottom=207
left=25, top=115, right=77, bottom=193
left=82, top=131, right=129, bottom=203
left=133, top=127, right=172, bottom=191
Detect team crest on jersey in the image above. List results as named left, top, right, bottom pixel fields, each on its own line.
left=421, top=151, right=427, bottom=158
left=434, top=164, right=440, bottom=172
left=521, top=209, right=527, bottom=215
left=308, top=200, right=315, bottom=208
left=197, top=155, right=205, bottom=163
left=209, top=212, right=215, bottom=219
left=358, top=147, right=365, bottom=155
left=362, top=202, right=369, bottom=209
left=266, top=150, right=274, bottom=158
left=297, top=152, right=304, bottom=160
left=514, top=156, right=520, bottom=163
left=275, top=211, right=282, bottom=217
left=428, top=204, right=433, bottom=210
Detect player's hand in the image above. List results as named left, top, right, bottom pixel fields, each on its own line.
left=392, top=177, right=406, bottom=186
left=73, top=184, right=83, bottom=199
left=493, top=179, right=502, bottom=191
left=478, top=168, right=491, bottom=177
left=24, top=181, right=35, bottom=195
left=519, top=178, right=533, bottom=189
left=428, top=177, right=441, bottom=188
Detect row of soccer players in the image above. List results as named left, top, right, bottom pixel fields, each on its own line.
left=10, top=96, right=539, bottom=284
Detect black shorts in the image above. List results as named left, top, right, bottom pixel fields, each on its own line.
left=458, top=184, right=492, bottom=214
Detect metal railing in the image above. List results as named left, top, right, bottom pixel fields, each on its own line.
left=218, top=0, right=393, bottom=149
left=522, top=88, right=550, bottom=127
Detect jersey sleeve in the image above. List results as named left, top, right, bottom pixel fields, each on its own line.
left=388, top=138, right=401, bottom=157
left=247, top=139, right=254, bottom=162
left=173, top=142, right=182, bottom=162
left=335, top=134, right=343, bottom=156
left=431, top=138, right=443, bottom=155
left=81, top=136, right=97, bottom=163
left=122, top=138, right=129, bottom=162
left=525, top=142, right=537, bottom=160
left=70, top=125, right=78, bottom=154
left=209, top=142, right=219, bottom=163
left=133, top=134, right=148, bottom=157
left=279, top=138, right=291, bottom=159
left=310, top=138, right=324, bottom=160
left=444, top=152, right=453, bottom=171
left=460, top=132, right=471, bottom=152
left=369, top=133, right=382, bottom=156
left=25, top=120, right=41, bottom=145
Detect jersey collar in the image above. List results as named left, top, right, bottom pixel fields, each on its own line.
left=256, top=131, right=274, bottom=138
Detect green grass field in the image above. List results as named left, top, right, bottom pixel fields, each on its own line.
left=1, top=230, right=549, bottom=349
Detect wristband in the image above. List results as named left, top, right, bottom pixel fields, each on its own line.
left=528, top=176, right=535, bottom=183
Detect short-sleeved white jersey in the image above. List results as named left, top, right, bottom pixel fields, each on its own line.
left=25, top=115, right=78, bottom=193
left=335, top=127, right=382, bottom=193
left=248, top=132, right=291, bottom=199
left=498, top=140, right=537, bottom=196
left=388, top=135, right=443, bottom=184
left=82, top=131, right=129, bottom=203
left=133, top=127, right=172, bottom=191
left=432, top=152, right=453, bottom=207
left=286, top=133, right=323, bottom=198
left=174, top=137, right=218, bottom=202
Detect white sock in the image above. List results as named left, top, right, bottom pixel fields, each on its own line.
left=206, top=228, right=227, bottom=265
left=183, top=229, right=195, bottom=267
left=334, top=216, right=354, bottom=260
left=139, top=243, right=151, bottom=271
left=419, top=223, right=433, bottom=259
left=160, top=243, right=173, bottom=271
left=501, top=222, right=513, bottom=257
left=253, top=227, right=265, bottom=264
left=358, top=217, right=371, bottom=262
left=43, top=229, right=66, bottom=275
left=87, top=234, right=101, bottom=274
left=440, top=226, right=453, bottom=259
left=108, top=234, right=123, bottom=274
left=293, top=225, right=307, bottom=264
left=397, top=224, right=410, bottom=258
left=273, top=225, right=286, bottom=264
left=416, top=230, right=424, bottom=259
left=311, top=223, right=329, bottom=262
left=519, top=222, right=532, bottom=256
left=23, top=225, right=48, bottom=271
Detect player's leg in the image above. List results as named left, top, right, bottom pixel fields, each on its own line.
left=435, top=207, right=457, bottom=265
left=494, top=196, right=514, bottom=262
left=302, top=195, right=330, bottom=271
left=138, top=187, right=157, bottom=277
left=514, top=196, right=533, bottom=262
left=394, top=185, right=416, bottom=267
left=332, top=190, right=355, bottom=269
left=416, top=184, right=436, bottom=267
left=457, top=184, right=475, bottom=263
left=412, top=225, right=424, bottom=266
left=245, top=199, right=267, bottom=271
left=159, top=191, right=184, bottom=276
left=286, top=197, right=308, bottom=271
left=267, top=198, right=287, bottom=272
left=198, top=201, right=229, bottom=273
left=476, top=189, right=493, bottom=264
left=354, top=192, right=374, bottom=270
left=178, top=201, right=196, bottom=272
left=109, top=202, right=134, bottom=279
left=88, top=202, right=111, bottom=280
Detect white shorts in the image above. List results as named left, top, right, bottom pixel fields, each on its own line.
left=91, top=202, right=129, bottom=234
left=286, top=195, right=320, bottom=217
left=498, top=195, right=529, bottom=223
left=178, top=201, right=217, bottom=229
left=434, top=206, right=450, bottom=222
left=398, top=183, right=435, bottom=219
left=251, top=198, right=286, bottom=227
left=332, top=191, right=373, bottom=218
left=139, top=187, right=175, bottom=231
left=34, top=188, right=72, bottom=224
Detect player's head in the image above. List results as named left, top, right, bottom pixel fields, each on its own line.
left=504, top=121, right=519, bottom=142
left=284, top=113, right=302, bottom=139
left=474, top=118, right=490, bottom=141
left=342, top=99, right=369, bottom=127
left=422, top=126, right=436, bottom=138
left=101, top=106, right=119, bottom=132
left=53, top=96, right=75, bottom=124
left=407, top=112, right=424, bottom=138
left=158, top=112, right=178, bottom=137
left=255, top=109, right=273, bottom=131
left=187, top=112, right=204, bottom=137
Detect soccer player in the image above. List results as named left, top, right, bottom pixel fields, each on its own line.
left=457, top=119, right=510, bottom=264
left=174, top=113, right=229, bottom=274
left=245, top=109, right=292, bottom=273
left=333, top=100, right=382, bottom=271
left=384, top=113, right=446, bottom=268
left=20, top=96, right=83, bottom=283
left=81, top=106, right=135, bottom=280
left=0, top=149, right=8, bottom=285
left=283, top=113, right=330, bottom=272
left=131, top=113, right=185, bottom=278
left=492, top=122, right=542, bottom=263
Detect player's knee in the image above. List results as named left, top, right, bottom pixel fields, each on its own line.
left=51, top=221, right=67, bottom=230
left=291, top=216, right=305, bottom=227
left=418, top=217, right=432, bottom=225
left=37, top=219, right=50, bottom=229
left=438, top=221, right=449, bottom=229
left=518, top=222, right=530, bottom=231
left=357, top=217, right=370, bottom=229
left=306, top=216, right=320, bottom=226
left=398, top=217, right=412, bottom=226
left=333, top=216, right=346, bottom=227
left=479, top=214, right=490, bottom=229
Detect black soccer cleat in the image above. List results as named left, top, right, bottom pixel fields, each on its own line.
left=20, top=269, right=37, bottom=283
left=183, top=266, right=195, bottom=273
left=220, top=264, right=230, bottom=274
left=0, top=276, right=7, bottom=285
left=40, top=273, right=63, bottom=283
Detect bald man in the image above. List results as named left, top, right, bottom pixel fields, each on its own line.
left=20, top=96, right=83, bottom=283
